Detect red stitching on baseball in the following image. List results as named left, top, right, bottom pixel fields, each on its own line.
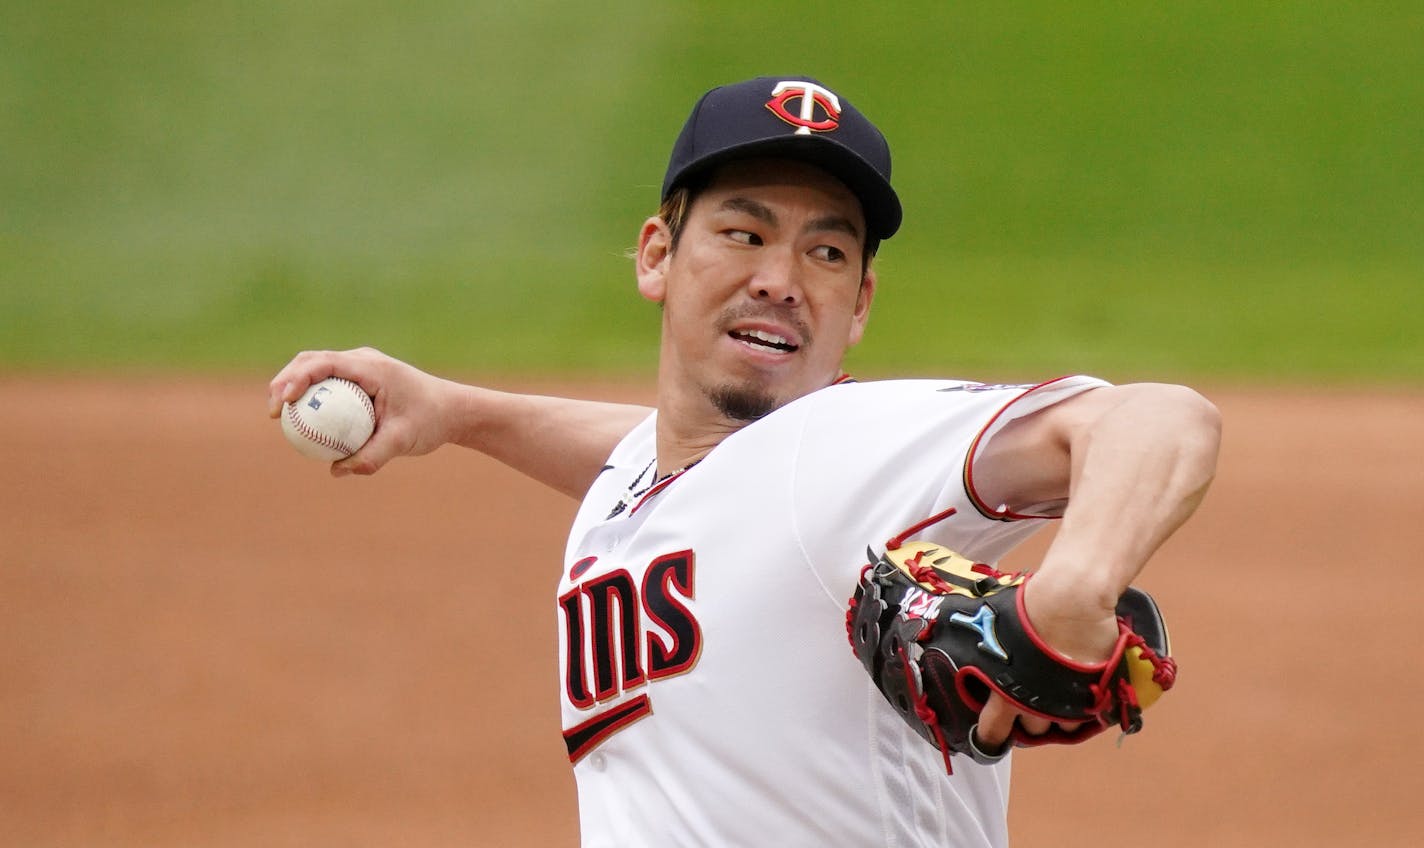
left=345, top=378, right=376, bottom=421
left=285, top=403, right=353, bottom=455
left=284, top=379, right=372, bottom=457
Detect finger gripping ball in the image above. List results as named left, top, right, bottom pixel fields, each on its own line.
left=280, top=377, right=376, bottom=461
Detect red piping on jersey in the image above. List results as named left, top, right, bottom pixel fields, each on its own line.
left=628, top=464, right=698, bottom=516
left=961, top=375, right=1078, bottom=523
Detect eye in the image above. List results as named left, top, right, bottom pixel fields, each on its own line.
left=810, top=244, right=847, bottom=263
left=726, top=229, right=763, bottom=246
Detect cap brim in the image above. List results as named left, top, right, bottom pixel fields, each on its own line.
left=666, top=135, right=902, bottom=241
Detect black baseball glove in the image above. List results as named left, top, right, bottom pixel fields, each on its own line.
left=846, top=532, right=1176, bottom=773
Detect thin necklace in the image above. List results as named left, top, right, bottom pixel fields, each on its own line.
left=606, top=457, right=700, bottom=520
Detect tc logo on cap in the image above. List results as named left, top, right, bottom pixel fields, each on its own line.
left=765, top=81, right=842, bottom=135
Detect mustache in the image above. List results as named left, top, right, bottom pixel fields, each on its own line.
left=716, top=303, right=813, bottom=347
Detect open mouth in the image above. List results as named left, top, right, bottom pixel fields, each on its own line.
left=729, top=329, right=799, bottom=354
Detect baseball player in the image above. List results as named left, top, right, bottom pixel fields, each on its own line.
left=269, top=76, right=1220, bottom=847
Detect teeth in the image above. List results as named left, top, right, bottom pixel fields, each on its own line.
left=744, top=329, right=789, bottom=346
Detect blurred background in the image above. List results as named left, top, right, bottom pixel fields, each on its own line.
left=4, top=1, right=1420, bottom=382
left=3, top=2, right=1422, bottom=846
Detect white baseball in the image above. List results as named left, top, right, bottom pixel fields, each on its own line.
left=280, top=377, right=377, bottom=462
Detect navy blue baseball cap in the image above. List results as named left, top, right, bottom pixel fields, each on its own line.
left=661, top=76, right=902, bottom=241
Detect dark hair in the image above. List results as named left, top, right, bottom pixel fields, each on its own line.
left=658, top=176, right=880, bottom=275
left=658, top=184, right=699, bottom=253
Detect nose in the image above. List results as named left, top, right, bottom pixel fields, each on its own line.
left=747, top=248, right=802, bottom=306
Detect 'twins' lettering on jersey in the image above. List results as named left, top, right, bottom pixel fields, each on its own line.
left=559, top=551, right=703, bottom=762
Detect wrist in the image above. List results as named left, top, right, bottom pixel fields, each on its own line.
left=441, top=381, right=492, bottom=450
left=1021, top=571, right=1120, bottom=664
left=1026, top=563, right=1120, bottom=617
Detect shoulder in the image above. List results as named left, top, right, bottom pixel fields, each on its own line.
left=985, top=381, right=1214, bottom=441
left=790, top=375, right=1111, bottom=431
left=968, top=380, right=1216, bottom=518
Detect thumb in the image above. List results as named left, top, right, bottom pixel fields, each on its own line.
left=329, top=429, right=396, bottom=477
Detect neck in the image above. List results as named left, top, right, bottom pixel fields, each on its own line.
left=652, top=414, right=736, bottom=478
left=651, top=384, right=749, bottom=478
left=650, top=369, right=850, bottom=476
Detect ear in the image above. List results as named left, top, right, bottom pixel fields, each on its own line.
left=636, top=217, right=672, bottom=303
left=846, top=267, right=876, bottom=347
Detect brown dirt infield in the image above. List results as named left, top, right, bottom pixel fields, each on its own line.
left=2, top=377, right=1421, bottom=846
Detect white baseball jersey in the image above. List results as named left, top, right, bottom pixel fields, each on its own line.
left=556, top=376, right=1108, bottom=848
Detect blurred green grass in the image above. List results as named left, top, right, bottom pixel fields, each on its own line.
left=3, top=2, right=1420, bottom=381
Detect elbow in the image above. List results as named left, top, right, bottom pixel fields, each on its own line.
left=1152, top=383, right=1223, bottom=476
left=1109, top=382, right=1222, bottom=465
left=1178, top=385, right=1222, bottom=452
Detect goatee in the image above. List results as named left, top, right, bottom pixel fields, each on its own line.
left=708, top=383, right=779, bottom=422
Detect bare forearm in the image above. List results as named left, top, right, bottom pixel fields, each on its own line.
left=268, top=348, right=649, bottom=493
left=975, top=382, right=1220, bottom=740
left=1038, top=384, right=1222, bottom=610
left=444, top=384, right=652, bottom=498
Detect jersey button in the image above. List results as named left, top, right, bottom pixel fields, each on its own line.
left=588, top=752, right=607, bottom=771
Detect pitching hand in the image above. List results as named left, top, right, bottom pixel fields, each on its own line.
left=268, top=347, right=456, bottom=476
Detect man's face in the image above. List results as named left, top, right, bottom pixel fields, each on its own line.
left=636, top=159, right=876, bottom=422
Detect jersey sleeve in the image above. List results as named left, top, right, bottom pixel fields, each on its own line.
left=785, top=376, right=1110, bottom=606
